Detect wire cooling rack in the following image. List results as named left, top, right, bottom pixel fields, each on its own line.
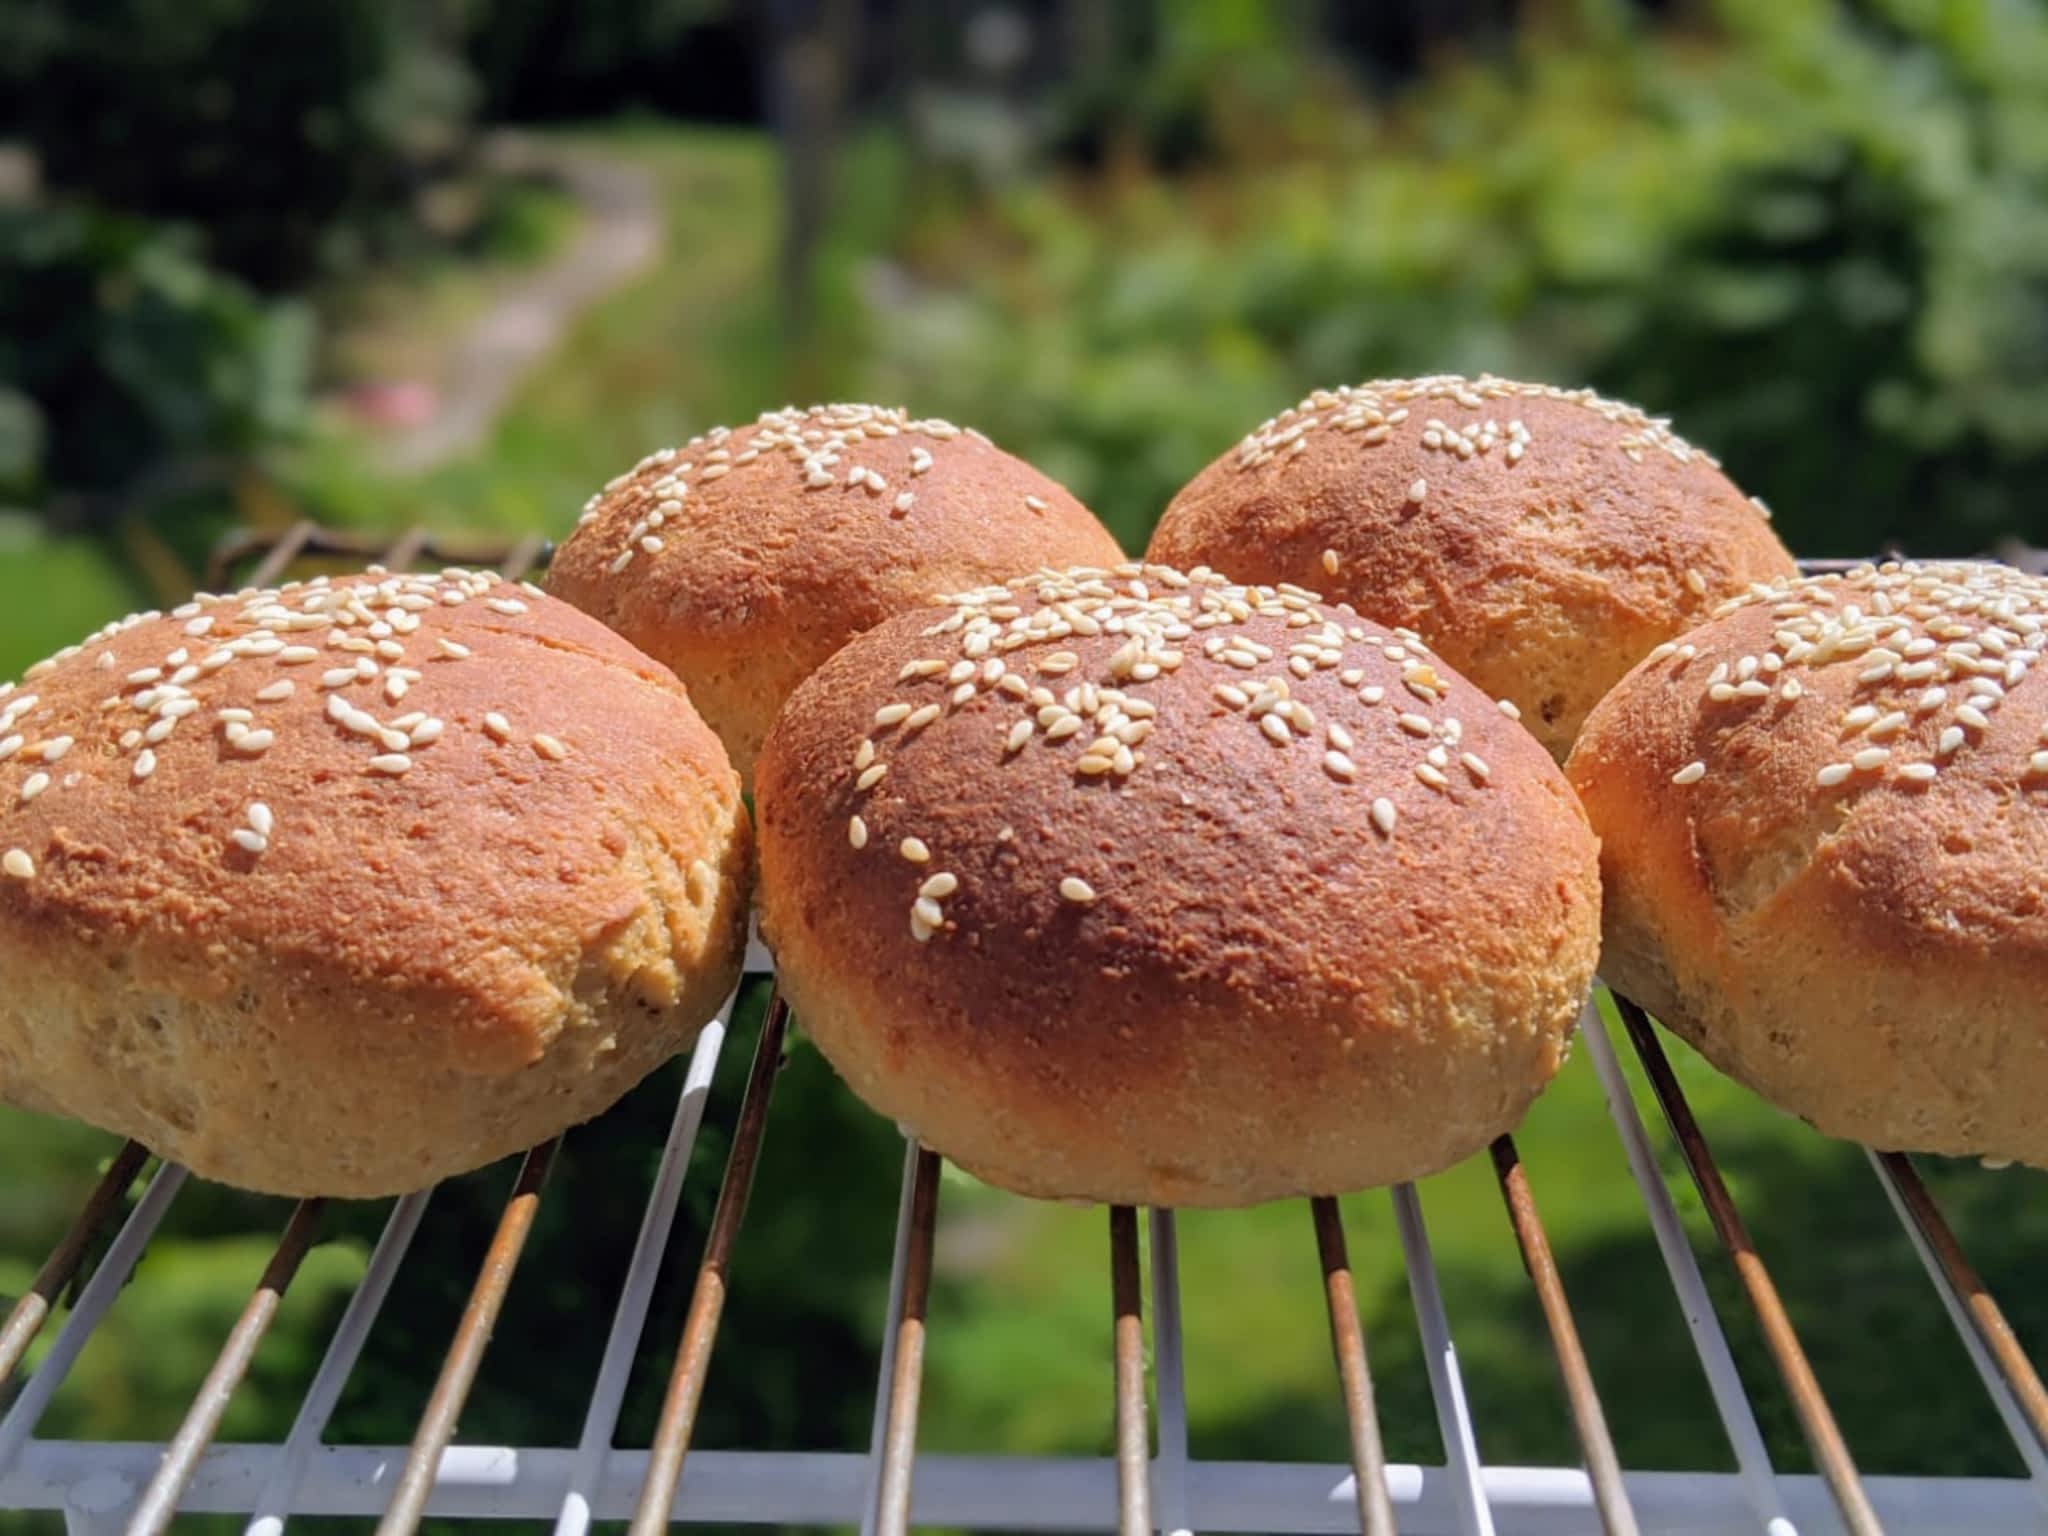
left=0, top=528, right=2043, bottom=1535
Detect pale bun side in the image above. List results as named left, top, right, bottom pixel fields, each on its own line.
left=756, top=563, right=1600, bottom=1207
left=0, top=567, right=751, bottom=1196
left=1148, top=375, right=1797, bottom=759
left=548, top=403, right=1125, bottom=782
left=1568, top=560, right=2048, bottom=1166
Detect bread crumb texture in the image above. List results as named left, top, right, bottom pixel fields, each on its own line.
left=0, top=566, right=750, bottom=1196
left=548, top=403, right=1123, bottom=781
left=756, top=562, right=1600, bottom=1206
left=1569, top=559, right=2048, bottom=1165
left=1149, top=373, right=1795, bottom=758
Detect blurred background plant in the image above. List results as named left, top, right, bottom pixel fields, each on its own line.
left=3, top=1, right=2047, bottom=1530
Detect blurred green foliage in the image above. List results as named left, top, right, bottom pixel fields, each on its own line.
left=0, top=0, right=474, bottom=292
left=0, top=207, right=313, bottom=532
left=877, top=0, right=2048, bottom=557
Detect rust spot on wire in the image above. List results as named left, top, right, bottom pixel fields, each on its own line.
left=1490, top=1136, right=1639, bottom=1536
left=873, top=1146, right=942, bottom=1536
left=1312, top=1196, right=1399, bottom=1536
left=377, top=1141, right=558, bottom=1536
left=1614, top=995, right=1883, bottom=1536
left=1875, top=1149, right=2048, bottom=1459
left=0, top=1141, right=151, bottom=1391
left=628, top=988, right=790, bottom=1536
left=128, top=1198, right=327, bottom=1535
left=1109, top=1205, right=1151, bottom=1536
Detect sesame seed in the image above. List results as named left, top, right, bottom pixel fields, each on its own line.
left=231, top=829, right=268, bottom=855
left=849, top=815, right=869, bottom=848
left=410, top=719, right=444, bottom=746
left=40, top=736, right=72, bottom=763
left=533, top=733, right=568, bottom=761
left=133, top=750, right=156, bottom=780
left=1324, top=749, right=1357, bottom=780
left=1685, top=568, right=1708, bottom=596
left=321, top=667, right=357, bottom=689
left=256, top=680, right=295, bottom=703
left=1899, top=762, right=1938, bottom=783
left=0, top=737, right=18, bottom=762
left=368, top=754, right=413, bottom=776
left=483, top=712, right=513, bottom=742
left=875, top=703, right=912, bottom=727
left=1321, top=549, right=1340, bottom=575
left=902, top=703, right=942, bottom=733
left=900, top=837, right=930, bottom=863
left=1059, top=876, right=1097, bottom=904
left=486, top=598, right=528, bottom=616
left=1397, top=713, right=1433, bottom=736
left=247, top=802, right=274, bottom=837
left=1327, top=721, right=1354, bottom=752
left=1818, top=763, right=1853, bottom=787
left=20, top=772, right=49, bottom=803
left=1462, top=752, right=1492, bottom=783
left=438, top=639, right=471, bottom=660
left=1672, top=761, right=1707, bottom=785
left=1260, top=713, right=1292, bottom=745
left=2030, top=751, right=2048, bottom=776
left=1370, top=797, right=1397, bottom=836
left=1005, top=719, right=1033, bottom=753
left=2, top=848, right=31, bottom=879
left=236, top=729, right=276, bottom=754
left=1024, top=495, right=1048, bottom=512
left=1408, top=478, right=1428, bottom=502
left=912, top=896, right=945, bottom=929
left=857, top=763, right=888, bottom=791
left=1416, top=762, right=1450, bottom=789
left=920, top=872, right=958, bottom=899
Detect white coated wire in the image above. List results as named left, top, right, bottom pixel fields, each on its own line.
left=1864, top=1148, right=2048, bottom=1506
left=1150, top=1208, right=1195, bottom=1536
left=1583, top=997, right=1799, bottom=1536
left=0, top=1160, right=189, bottom=1477
left=244, top=1187, right=433, bottom=1536
left=1390, top=1183, right=1496, bottom=1536
left=552, top=983, right=741, bottom=1536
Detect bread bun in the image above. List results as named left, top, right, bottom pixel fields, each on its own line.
left=1148, top=375, right=1797, bottom=759
left=548, top=403, right=1125, bottom=784
left=755, top=563, right=1600, bottom=1206
left=1567, top=560, right=2048, bottom=1166
left=0, top=567, right=750, bottom=1197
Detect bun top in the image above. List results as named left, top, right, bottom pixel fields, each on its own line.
left=1568, top=559, right=2048, bottom=954
left=546, top=403, right=1125, bottom=777
left=0, top=566, right=741, bottom=1072
left=756, top=559, right=1593, bottom=995
left=1150, top=373, right=1797, bottom=756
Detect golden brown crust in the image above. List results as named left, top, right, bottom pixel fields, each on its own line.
left=755, top=563, right=1601, bottom=1206
left=0, top=568, right=751, bottom=1196
left=547, top=404, right=1126, bottom=781
left=1566, top=560, right=2048, bottom=1165
left=1147, top=375, right=1797, bottom=759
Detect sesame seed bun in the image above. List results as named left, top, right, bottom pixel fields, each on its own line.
left=1567, top=561, right=2048, bottom=1167
left=0, top=568, right=750, bottom=1197
left=754, top=564, right=1601, bottom=1206
left=547, top=404, right=1125, bottom=784
left=1147, top=375, right=1798, bottom=760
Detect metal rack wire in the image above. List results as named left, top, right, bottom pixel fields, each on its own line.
left=1, top=529, right=2044, bottom=1534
